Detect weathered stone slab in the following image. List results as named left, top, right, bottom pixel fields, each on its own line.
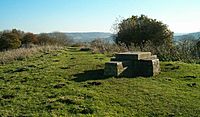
left=149, top=55, right=157, bottom=59
left=138, top=59, right=160, bottom=76
left=104, top=61, right=125, bottom=76
left=115, top=52, right=151, bottom=61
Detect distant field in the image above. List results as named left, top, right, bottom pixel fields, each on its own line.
left=0, top=47, right=200, bottom=116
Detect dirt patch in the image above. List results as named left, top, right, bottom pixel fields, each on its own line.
left=60, top=66, right=70, bottom=69
left=53, top=83, right=65, bottom=88
left=57, top=97, right=76, bottom=105
left=88, top=81, right=102, bottom=86
left=187, top=83, right=197, bottom=87
left=14, top=67, right=29, bottom=72
left=165, top=63, right=173, bottom=66
left=69, top=105, right=94, bottom=114
left=53, top=60, right=60, bottom=62
left=2, top=94, right=15, bottom=99
left=183, top=76, right=197, bottom=79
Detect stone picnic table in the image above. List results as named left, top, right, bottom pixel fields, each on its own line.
left=104, top=52, right=160, bottom=77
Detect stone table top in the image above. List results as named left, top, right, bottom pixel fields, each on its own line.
left=115, top=52, right=152, bottom=60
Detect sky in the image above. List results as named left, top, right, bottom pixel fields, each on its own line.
left=0, top=0, right=200, bottom=33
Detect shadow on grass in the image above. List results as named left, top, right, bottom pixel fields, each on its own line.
left=72, top=69, right=110, bottom=82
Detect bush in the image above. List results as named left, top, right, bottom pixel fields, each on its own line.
left=0, top=32, right=21, bottom=51
left=11, top=29, right=24, bottom=41
left=115, top=15, right=173, bottom=48
left=37, top=34, right=56, bottom=45
left=128, top=40, right=200, bottom=63
left=90, top=39, right=128, bottom=54
left=22, top=33, right=38, bottom=45
left=89, top=39, right=199, bottom=63
left=175, top=40, right=199, bottom=63
left=48, top=32, right=74, bottom=46
left=37, top=33, right=72, bottom=46
left=0, top=29, right=73, bottom=51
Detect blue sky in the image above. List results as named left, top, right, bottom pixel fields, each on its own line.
left=0, top=0, right=200, bottom=33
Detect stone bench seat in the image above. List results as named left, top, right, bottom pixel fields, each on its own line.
left=104, top=61, right=125, bottom=76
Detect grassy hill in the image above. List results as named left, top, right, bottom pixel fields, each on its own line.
left=0, top=47, right=200, bottom=116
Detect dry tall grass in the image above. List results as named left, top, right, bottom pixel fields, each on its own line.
left=90, top=39, right=129, bottom=54
left=89, top=39, right=200, bottom=63
left=0, top=45, right=63, bottom=64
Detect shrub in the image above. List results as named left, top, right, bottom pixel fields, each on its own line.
left=89, top=39, right=199, bottom=63
left=128, top=40, right=200, bottom=63
left=90, top=39, right=128, bottom=54
left=115, top=15, right=173, bottom=48
left=48, top=32, right=74, bottom=46
left=37, top=33, right=72, bottom=46
left=175, top=40, right=199, bottom=63
left=11, top=29, right=24, bottom=41
left=0, top=32, right=21, bottom=51
left=37, top=34, right=54, bottom=45
left=22, top=33, right=38, bottom=45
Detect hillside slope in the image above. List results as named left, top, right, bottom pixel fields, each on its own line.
left=0, top=48, right=200, bottom=116
left=174, top=32, right=200, bottom=41
left=66, top=32, right=113, bottom=42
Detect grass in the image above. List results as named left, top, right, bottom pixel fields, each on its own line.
left=0, top=47, right=200, bottom=116
left=0, top=45, right=63, bottom=64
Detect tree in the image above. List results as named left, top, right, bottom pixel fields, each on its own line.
left=11, top=29, right=24, bottom=41
left=115, top=15, right=173, bottom=48
left=37, top=33, right=61, bottom=45
left=48, top=32, right=74, bottom=45
left=0, top=32, right=21, bottom=50
left=22, top=33, right=38, bottom=45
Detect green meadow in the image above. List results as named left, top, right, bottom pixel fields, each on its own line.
left=0, top=48, right=200, bottom=116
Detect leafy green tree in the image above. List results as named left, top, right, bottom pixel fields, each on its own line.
left=11, top=29, right=24, bottom=41
left=37, top=33, right=73, bottom=46
left=115, top=15, right=173, bottom=48
left=22, top=33, right=38, bottom=44
left=0, top=32, right=21, bottom=50
left=37, top=33, right=53, bottom=45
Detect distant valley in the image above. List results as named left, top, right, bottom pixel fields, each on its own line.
left=63, top=32, right=200, bottom=42
left=173, top=32, right=200, bottom=41
left=65, top=32, right=113, bottom=42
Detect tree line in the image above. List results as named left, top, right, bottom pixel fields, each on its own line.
left=1, top=15, right=199, bottom=62
left=0, top=29, right=73, bottom=51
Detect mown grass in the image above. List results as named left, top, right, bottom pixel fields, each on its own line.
left=0, top=47, right=200, bottom=116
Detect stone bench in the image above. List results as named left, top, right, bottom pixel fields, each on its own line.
left=104, top=52, right=160, bottom=77
left=104, top=61, right=124, bottom=76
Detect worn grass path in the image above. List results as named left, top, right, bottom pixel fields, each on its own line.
left=0, top=48, right=200, bottom=116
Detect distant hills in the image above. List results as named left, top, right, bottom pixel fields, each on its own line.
left=174, top=32, right=200, bottom=41
left=63, top=32, right=200, bottom=42
left=65, top=32, right=113, bottom=42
